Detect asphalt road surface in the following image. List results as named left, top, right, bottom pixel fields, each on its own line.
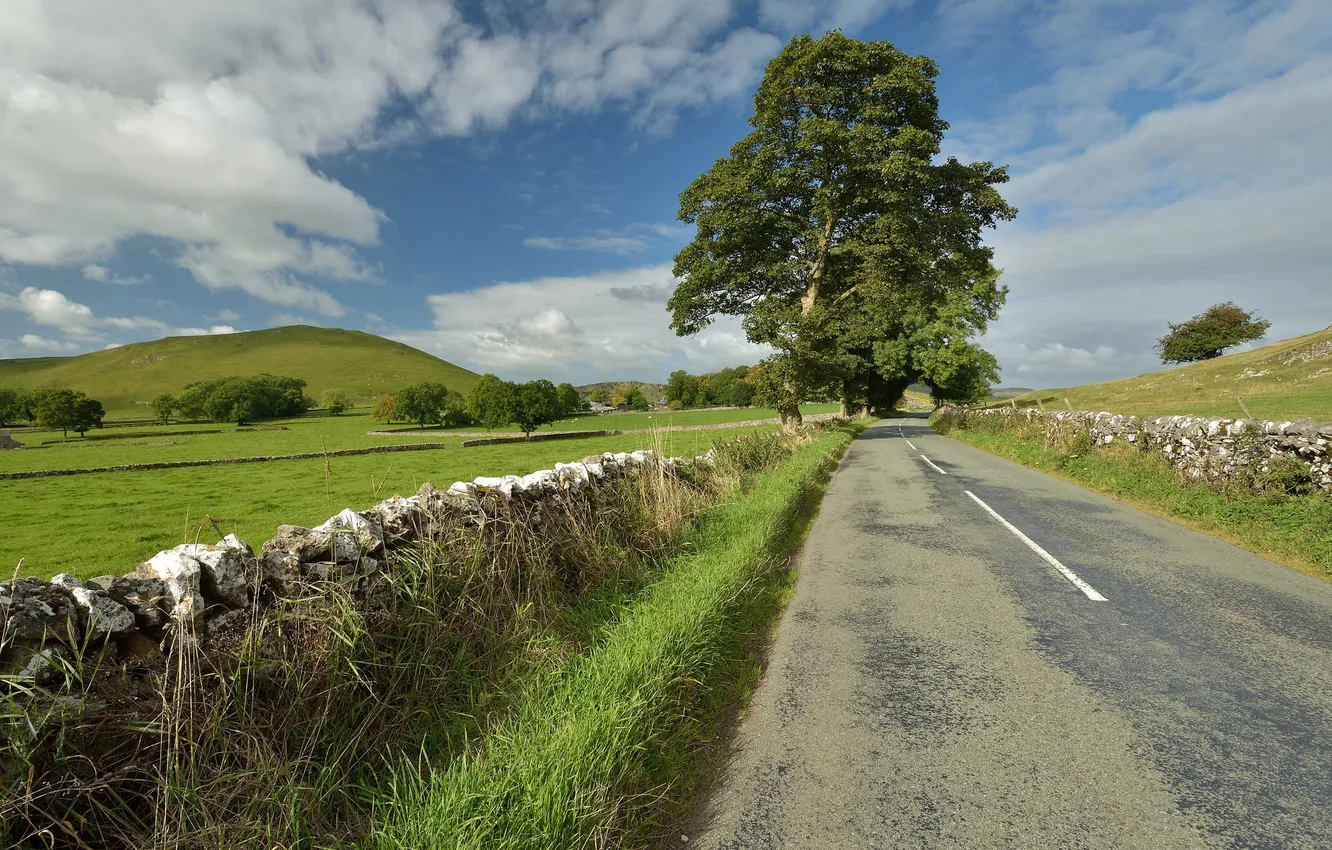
left=690, top=415, right=1332, bottom=850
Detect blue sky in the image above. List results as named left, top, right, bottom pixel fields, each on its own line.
left=1, top=0, right=1330, bottom=387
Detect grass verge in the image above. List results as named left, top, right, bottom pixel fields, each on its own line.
left=935, top=417, right=1332, bottom=580
left=370, top=422, right=863, bottom=849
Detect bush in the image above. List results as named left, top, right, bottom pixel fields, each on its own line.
left=1256, top=455, right=1314, bottom=496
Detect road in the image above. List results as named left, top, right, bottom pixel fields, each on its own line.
left=689, top=415, right=1332, bottom=849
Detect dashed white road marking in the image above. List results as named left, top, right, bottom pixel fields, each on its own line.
left=905, top=439, right=918, bottom=450
left=920, top=455, right=948, bottom=475
left=965, top=490, right=1109, bottom=602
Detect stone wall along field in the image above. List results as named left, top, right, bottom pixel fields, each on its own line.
left=944, top=406, right=1332, bottom=492
left=0, top=447, right=703, bottom=686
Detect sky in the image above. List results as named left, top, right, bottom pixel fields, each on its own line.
left=1, top=0, right=1329, bottom=389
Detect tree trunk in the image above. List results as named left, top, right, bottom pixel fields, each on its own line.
left=779, top=404, right=803, bottom=435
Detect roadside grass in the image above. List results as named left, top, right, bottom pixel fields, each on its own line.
left=936, top=418, right=1332, bottom=580
left=0, top=405, right=841, bottom=473
left=2, top=425, right=782, bottom=581
left=370, top=423, right=861, bottom=849
left=1003, top=325, right=1332, bottom=422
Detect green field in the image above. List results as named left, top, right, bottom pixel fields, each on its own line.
left=1009, top=326, right=1332, bottom=422
left=0, top=325, right=479, bottom=417
left=0, top=405, right=840, bottom=474
left=1, top=423, right=802, bottom=581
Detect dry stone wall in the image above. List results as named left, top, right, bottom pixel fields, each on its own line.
left=0, top=447, right=701, bottom=686
left=947, top=406, right=1332, bottom=492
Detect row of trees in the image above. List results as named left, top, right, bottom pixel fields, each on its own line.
left=0, top=387, right=105, bottom=437
left=151, top=375, right=315, bottom=425
left=374, top=377, right=585, bottom=435
left=665, top=366, right=756, bottom=409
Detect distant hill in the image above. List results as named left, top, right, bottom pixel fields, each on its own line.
left=989, top=387, right=1034, bottom=399
left=0, top=326, right=479, bottom=418
left=575, top=380, right=668, bottom=401
left=1010, top=327, right=1332, bottom=422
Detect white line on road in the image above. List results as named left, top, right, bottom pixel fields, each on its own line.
left=905, top=439, right=918, bottom=450
left=920, top=455, right=948, bottom=475
left=965, top=490, right=1109, bottom=602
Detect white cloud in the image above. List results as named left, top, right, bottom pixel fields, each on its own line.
left=268, top=313, right=323, bottom=328
left=396, top=264, right=768, bottom=382
left=0, top=0, right=789, bottom=315
left=524, top=222, right=692, bottom=255
left=937, top=0, right=1332, bottom=387
left=82, top=264, right=149, bottom=285
left=212, top=308, right=241, bottom=322
left=0, top=285, right=238, bottom=346
left=19, top=333, right=81, bottom=353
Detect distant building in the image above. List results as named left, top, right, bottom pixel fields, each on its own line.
left=588, top=401, right=613, bottom=413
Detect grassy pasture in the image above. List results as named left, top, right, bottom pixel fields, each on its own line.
left=1008, top=326, right=1332, bottom=421
left=1, top=425, right=785, bottom=581
left=0, top=405, right=841, bottom=474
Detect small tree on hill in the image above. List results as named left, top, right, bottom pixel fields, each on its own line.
left=372, top=395, right=396, bottom=424
left=150, top=393, right=176, bottom=425
left=588, top=388, right=612, bottom=405
left=322, top=389, right=352, bottom=416
left=1157, top=302, right=1272, bottom=364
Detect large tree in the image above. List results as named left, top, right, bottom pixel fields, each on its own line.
left=669, top=32, right=1014, bottom=429
left=467, top=374, right=517, bottom=431
left=35, top=389, right=104, bottom=437
left=1157, top=302, right=1271, bottom=364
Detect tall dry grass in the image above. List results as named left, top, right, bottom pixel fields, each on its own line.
left=2, top=431, right=816, bottom=849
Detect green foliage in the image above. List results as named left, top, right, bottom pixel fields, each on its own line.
left=372, top=395, right=396, bottom=424
left=467, top=374, right=517, bottom=431
left=513, top=379, right=562, bottom=435
left=149, top=392, right=176, bottom=425
left=624, top=387, right=650, bottom=412
left=175, top=385, right=207, bottom=422
left=588, top=388, right=611, bottom=405
left=34, top=389, right=105, bottom=437
left=396, top=382, right=454, bottom=427
left=322, top=389, right=352, bottom=415
left=1157, top=302, right=1272, bottom=364
left=555, top=382, right=583, bottom=417
left=669, top=32, right=1013, bottom=423
left=728, top=379, right=755, bottom=407
left=0, top=387, right=18, bottom=426
left=183, top=375, right=312, bottom=424
left=371, top=426, right=858, bottom=849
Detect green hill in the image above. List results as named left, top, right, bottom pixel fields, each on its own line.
left=1012, top=326, right=1332, bottom=422
left=0, top=326, right=479, bottom=418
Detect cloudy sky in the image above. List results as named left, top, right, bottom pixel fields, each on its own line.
left=1, top=0, right=1329, bottom=387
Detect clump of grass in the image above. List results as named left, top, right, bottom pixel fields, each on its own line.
left=369, top=422, right=858, bottom=850
left=2, top=430, right=814, bottom=849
